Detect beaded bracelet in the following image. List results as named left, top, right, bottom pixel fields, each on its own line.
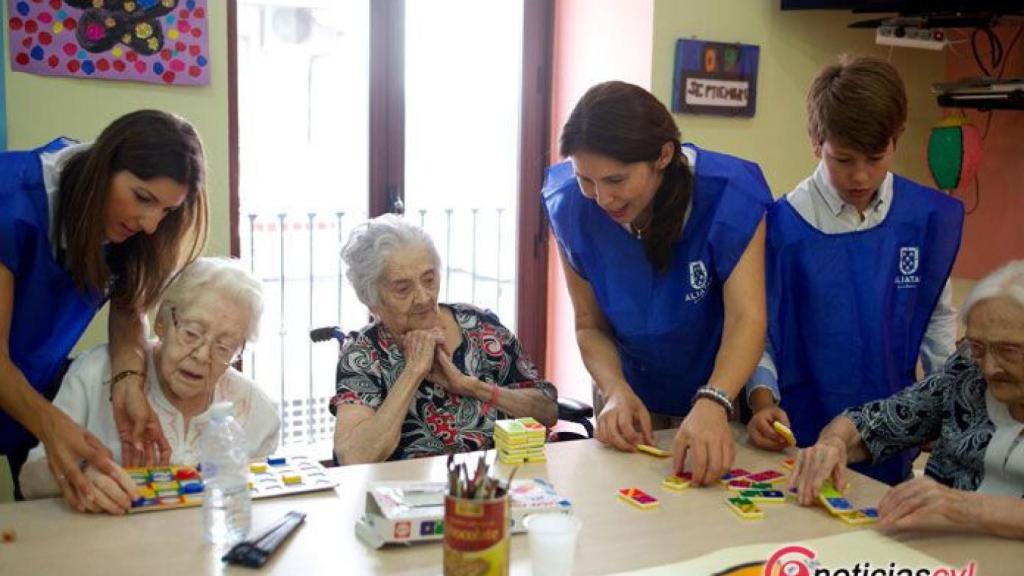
left=480, top=383, right=501, bottom=414
left=691, top=385, right=735, bottom=419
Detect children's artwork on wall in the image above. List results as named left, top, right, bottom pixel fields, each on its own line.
left=672, top=39, right=759, bottom=118
left=0, top=17, right=6, bottom=151
left=7, top=0, right=209, bottom=86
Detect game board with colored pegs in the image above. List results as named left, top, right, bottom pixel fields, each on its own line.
left=126, top=455, right=337, bottom=513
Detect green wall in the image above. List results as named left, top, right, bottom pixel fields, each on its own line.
left=2, top=1, right=230, bottom=351
left=652, top=0, right=946, bottom=196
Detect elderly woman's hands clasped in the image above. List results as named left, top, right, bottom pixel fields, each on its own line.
left=401, top=328, right=479, bottom=398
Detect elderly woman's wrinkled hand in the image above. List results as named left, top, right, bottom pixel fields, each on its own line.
left=77, top=461, right=139, bottom=516
left=789, top=435, right=848, bottom=506
left=877, top=476, right=974, bottom=533
left=429, top=347, right=481, bottom=398
left=401, top=330, right=441, bottom=379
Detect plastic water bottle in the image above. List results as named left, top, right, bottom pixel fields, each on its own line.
left=200, top=401, right=252, bottom=546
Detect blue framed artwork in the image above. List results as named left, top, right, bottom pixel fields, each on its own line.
left=672, top=39, right=759, bottom=118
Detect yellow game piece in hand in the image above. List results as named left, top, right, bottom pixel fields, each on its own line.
left=636, top=444, right=671, bottom=457
left=772, top=421, right=797, bottom=447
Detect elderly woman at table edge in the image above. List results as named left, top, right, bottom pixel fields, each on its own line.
left=789, top=260, right=1024, bottom=539
left=331, top=214, right=558, bottom=464
left=18, top=257, right=280, bottom=513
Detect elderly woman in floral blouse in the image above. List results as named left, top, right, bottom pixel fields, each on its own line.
left=789, top=260, right=1024, bottom=539
left=331, top=214, right=558, bottom=464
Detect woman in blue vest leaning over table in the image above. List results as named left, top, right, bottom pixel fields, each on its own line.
left=543, top=81, right=775, bottom=485
left=0, top=110, right=208, bottom=509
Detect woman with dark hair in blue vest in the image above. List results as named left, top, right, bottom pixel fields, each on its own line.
left=755, top=57, right=964, bottom=486
left=543, top=81, right=774, bottom=485
left=0, top=110, right=208, bottom=509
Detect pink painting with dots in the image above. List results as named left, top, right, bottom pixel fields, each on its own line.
left=7, top=0, right=209, bottom=86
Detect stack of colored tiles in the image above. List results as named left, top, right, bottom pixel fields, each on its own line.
left=494, top=417, right=547, bottom=464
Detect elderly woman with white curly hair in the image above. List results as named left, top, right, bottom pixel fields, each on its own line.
left=331, top=214, right=558, bottom=464
left=18, top=257, right=280, bottom=512
left=789, top=260, right=1024, bottom=539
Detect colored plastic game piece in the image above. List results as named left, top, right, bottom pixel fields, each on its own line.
left=267, top=457, right=287, bottom=466
left=745, top=470, right=786, bottom=484
left=820, top=496, right=855, bottom=515
left=250, top=463, right=268, bottom=473
left=151, top=481, right=179, bottom=492
left=180, top=479, right=204, bottom=494
left=2, top=529, right=15, bottom=543
left=839, top=508, right=879, bottom=526
left=282, top=475, right=302, bottom=486
left=819, top=479, right=844, bottom=499
left=726, top=480, right=773, bottom=492
left=636, top=444, right=671, bottom=457
left=781, top=457, right=796, bottom=471
left=737, top=489, right=786, bottom=503
left=772, top=421, right=797, bottom=447
left=175, top=468, right=199, bottom=480
left=618, top=488, right=659, bottom=510
left=662, top=475, right=691, bottom=491
left=717, top=468, right=752, bottom=485
left=725, top=497, right=764, bottom=519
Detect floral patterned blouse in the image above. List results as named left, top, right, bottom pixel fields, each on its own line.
left=330, top=303, right=557, bottom=460
left=845, top=348, right=1023, bottom=496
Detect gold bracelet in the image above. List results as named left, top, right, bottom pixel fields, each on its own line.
left=110, top=369, right=145, bottom=386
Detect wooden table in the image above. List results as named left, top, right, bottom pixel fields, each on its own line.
left=0, top=428, right=1018, bottom=575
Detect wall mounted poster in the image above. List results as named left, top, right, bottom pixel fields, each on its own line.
left=672, top=39, right=759, bottom=117
left=7, top=0, right=209, bottom=86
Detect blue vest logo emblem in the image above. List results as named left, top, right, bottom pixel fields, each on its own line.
left=896, top=246, right=921, bottom=288
left=899, top=247, right=919, bottom=275
left=689, top=261, right=709, bottom=290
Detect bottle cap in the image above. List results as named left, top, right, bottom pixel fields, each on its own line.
left=209, top=401, right=235, bottom=421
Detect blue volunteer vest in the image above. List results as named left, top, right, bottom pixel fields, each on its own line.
left=0, top=138, right=106, bottom=455
left=543, top=145, right=772, bottom=415
left=767, top=176, right=963, bottom=484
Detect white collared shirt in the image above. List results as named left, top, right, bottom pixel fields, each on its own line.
left=39, top=140, right=90, bottom=257
left=751, top=162, right=958, bottom=399
left=26, top=344, right=280, bottom=466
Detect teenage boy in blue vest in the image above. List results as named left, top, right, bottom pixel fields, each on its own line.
left=746, top=56, right=965, bottom=485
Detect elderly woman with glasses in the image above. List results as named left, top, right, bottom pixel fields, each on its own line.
left=788, top=260, right=1024, bottom=539
left=331, top=214, right=558, bottom=464
left=18, top=257, right=280, bottom=513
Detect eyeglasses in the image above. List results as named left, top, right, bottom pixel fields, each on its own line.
left=961, top=338, right=1024, bottom=367
left=170, top=307, right=245, bottom=366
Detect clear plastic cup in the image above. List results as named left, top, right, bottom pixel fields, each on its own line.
left=524, top=513, right=582, bottom=576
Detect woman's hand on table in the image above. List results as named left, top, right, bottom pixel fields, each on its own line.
left=78, top=461, right=139, bottom=516
left=595, top=387, right=654, bottom=451
left=38, top=405, right=116, bottom=512
left=789, top=435, right=848, bottom=506
left=877, top=476, right=973, bottom=533
left=747, top=405, right=791, bottom=451
left=672, top=399, right=734, bottom=486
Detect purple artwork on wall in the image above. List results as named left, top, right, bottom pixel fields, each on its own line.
left=7, top=0, right=209, bottom=86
